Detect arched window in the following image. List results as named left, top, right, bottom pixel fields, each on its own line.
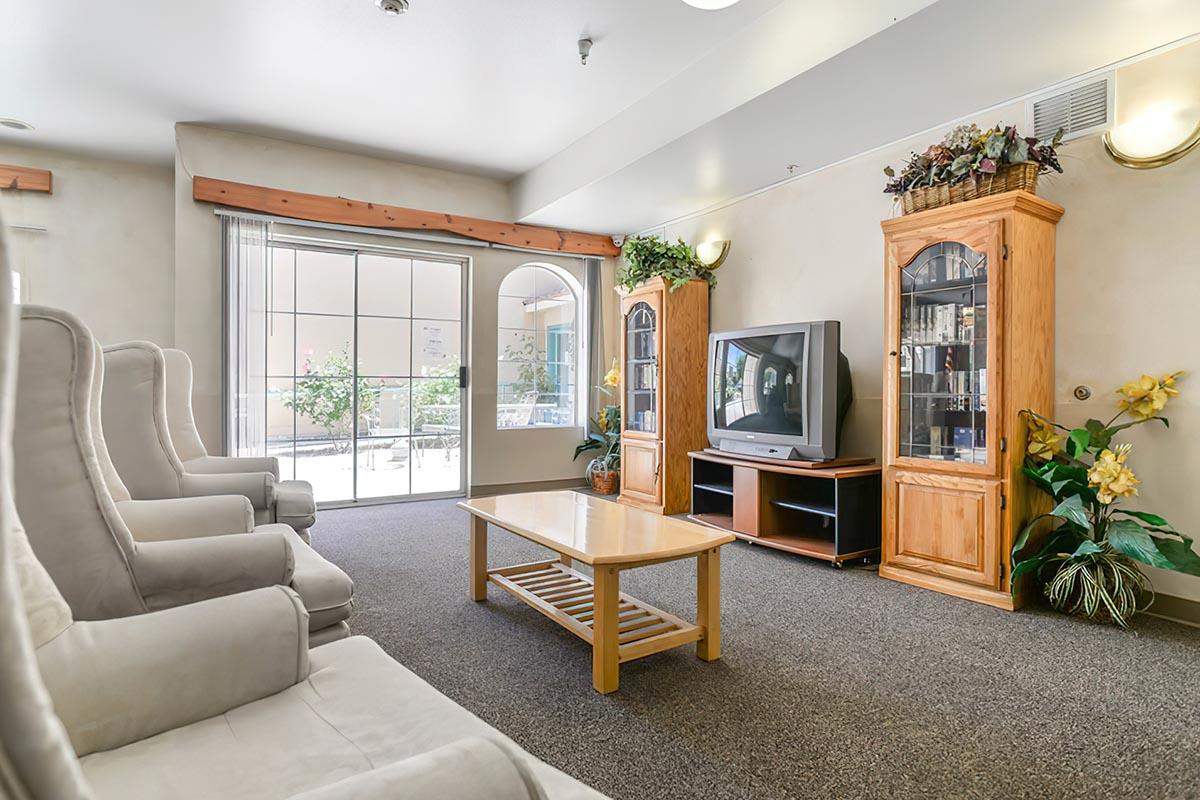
left=497, top=264, right=581, bottom=429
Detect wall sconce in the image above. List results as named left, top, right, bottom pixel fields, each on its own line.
left=695, top=239, right=731, bottom=269
left=1103, top=101, right=1200, bottom=169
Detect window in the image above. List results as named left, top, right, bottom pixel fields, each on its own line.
left=497, top=264, right=581, bottom=429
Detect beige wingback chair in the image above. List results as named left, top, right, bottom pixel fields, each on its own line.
left=103, top=342, right=317, bottom=541
left=0, top=213, right=596, bottom=800
left=13, top=305, right=353, bottom=644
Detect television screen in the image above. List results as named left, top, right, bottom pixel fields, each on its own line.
left=712, top=333, right=806, bottom=436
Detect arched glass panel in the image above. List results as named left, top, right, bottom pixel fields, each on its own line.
left=497, top=265, right=578, bottom=428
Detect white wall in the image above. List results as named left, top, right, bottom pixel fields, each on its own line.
left=0, top=144, right=174, bottom=344
left=657, top=44, right=1200, bottom=601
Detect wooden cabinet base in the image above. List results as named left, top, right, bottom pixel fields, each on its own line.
left=879, top=563, right=1022, bottom=611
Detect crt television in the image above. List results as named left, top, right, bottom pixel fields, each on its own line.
left=707, top=321, right=852, bottom=461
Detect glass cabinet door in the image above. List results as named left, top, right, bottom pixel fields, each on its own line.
left=624, top=301, right=658, bottom=434
left=897, top=240, right=992, bottom=465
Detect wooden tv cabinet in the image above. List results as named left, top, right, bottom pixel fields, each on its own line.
left=687, top=450, right=882, bottom=566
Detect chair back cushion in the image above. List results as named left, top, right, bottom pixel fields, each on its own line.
left=0, top=208, right=95, bottom=799
left=89, top=339, right=131, bottom=502
left=161, top=348, right=209, bottom=462
left=15, top=308, right=144, bottom=620
left=100, top=342, right=185, bottom=500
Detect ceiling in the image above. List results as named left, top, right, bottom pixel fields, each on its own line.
left=1, top=0, right=791, bottom=176
left=4, top=1, right=1198, bottom=235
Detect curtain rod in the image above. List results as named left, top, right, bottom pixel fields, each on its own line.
left=213, top=207, right=599, bottom=262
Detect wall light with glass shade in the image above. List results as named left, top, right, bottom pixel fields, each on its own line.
left=695, top=239, right=731, bottom=269
left=1103, top=100, right=1200, bottom=169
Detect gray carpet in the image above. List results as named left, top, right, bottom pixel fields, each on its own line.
left=312, top=498, right=1200, bottom=800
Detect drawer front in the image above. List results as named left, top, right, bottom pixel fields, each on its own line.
left=621, top=440, right=662, bottom=506
left=884, top=468, right=1001, bottom=588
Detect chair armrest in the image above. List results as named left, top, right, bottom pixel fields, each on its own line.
left=185, top=454, right=281, bottom=480
left=132, top=530, right=294, bottom=610
left=181, top=470, right=274, bottom=510
left=116, top=496, right=256, bottom=541
left=37, top=586, right=309, bottom=757
left=286, top=737, right=545, bottom=800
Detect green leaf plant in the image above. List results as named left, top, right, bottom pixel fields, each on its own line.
left=617, top=235, right=715, bottom=293
left=1011, top=371, right=1195, bottom=626
left=574, top=360, right=622, bottom=481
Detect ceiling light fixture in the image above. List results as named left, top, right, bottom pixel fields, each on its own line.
left=578, top=37, right=593, bottom=66
left=681, top=0, right=742, bottom=9
left=375, top=0, right=409, bottom=16
left=0, top=118, right=34, bottom=132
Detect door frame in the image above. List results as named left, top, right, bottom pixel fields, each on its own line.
left=265, top=234, right=471, bottom=507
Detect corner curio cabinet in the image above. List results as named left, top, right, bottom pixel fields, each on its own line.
left=618, top=277, right=709, bottom=515
left=880, top=191, right=1063, bottom=610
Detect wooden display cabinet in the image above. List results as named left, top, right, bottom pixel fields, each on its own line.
left=880, top=190, right=1063, bottom=610
left=618, top=277, right=709, bottom=515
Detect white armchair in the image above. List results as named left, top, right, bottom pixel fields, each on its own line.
left=13, top=306, right=353, bottom=644
left=0, top=218, right=599, bottom=799
left=101, top=342, right=317, bottom=542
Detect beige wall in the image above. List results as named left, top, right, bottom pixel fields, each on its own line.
left=0, top=144, right=174, bottom=345
left=174, top=124, right=517, bottom=451
left=658, top=45, right=1200, bottom=600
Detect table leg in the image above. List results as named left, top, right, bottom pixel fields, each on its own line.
left=696, top=547, right=721, bottom=661
left=560, top=554, right=573, bottom=568
left=470, top=515, right=487, bottom=602
left=592, top=565, right=620, bottom=694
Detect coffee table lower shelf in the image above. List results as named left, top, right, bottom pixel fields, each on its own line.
left=488, top=559, right=702, bottom=664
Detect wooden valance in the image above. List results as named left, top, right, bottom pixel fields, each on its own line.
left=192, top=176, right=619, bottom=257
left=0, top=164, right=52, bottom=193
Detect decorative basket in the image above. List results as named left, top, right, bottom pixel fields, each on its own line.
left=589, top=470, right=619, bottom=495
left=900, top=161, right=1040, bottom=215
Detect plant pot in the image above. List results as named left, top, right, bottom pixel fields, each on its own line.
left=590, top=470, right=619, bottom=495
left=900, top=162, right=1040, bottom=215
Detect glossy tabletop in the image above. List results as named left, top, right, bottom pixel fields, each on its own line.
left=458, top=490, right=735, bottom=566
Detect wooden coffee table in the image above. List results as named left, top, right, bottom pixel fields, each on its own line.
left=458, top=490, right=735, bottom=694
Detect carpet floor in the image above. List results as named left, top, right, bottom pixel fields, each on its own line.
left=312, top=498, right=1200, bottom=800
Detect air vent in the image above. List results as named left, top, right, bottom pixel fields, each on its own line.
left=1026, top=76, right=1113, bottom=143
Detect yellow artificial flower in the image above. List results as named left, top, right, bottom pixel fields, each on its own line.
left=1087, top=444, right=1140, bottom=505
left=1116, top=371, right=1183, bottom=420
left=1026, top=415, right=1061, bottom=461
left=603, top=358, right=621, bottom=389
left=597, top=407, right=609, bottom=434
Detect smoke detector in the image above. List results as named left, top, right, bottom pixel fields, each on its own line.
left=578, top=37, right=593, bottom=66
left=375, top=0, right=409, bottom=16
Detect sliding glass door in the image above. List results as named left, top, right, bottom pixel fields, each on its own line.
left=260, top=240, right=465, bottom=504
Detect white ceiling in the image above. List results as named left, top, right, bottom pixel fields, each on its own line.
left=0, top=0, right=790, bottom=177
left=4, top=0, right=1198, bottom=235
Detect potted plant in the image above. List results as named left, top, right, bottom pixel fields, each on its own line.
left=1011, top=371, right=1198, bottom=626
left=574, top=360, right=622, bottom=494
left=618, top=235, right=716, bottom=292
left=883, top=123, right=1064, bottom=215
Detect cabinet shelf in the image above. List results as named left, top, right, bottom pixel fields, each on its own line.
left=694, top=482, right=734, bottom=497
left=769, top=498, right=836, bottom=518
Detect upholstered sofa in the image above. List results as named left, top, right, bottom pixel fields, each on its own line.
left=101, top=340, right=317, bottom=542
left=13, top=305, right=353, bottom=644
left=0, top=214, right=603, bottom=800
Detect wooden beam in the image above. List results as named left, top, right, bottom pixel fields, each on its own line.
left=0, top=165, right=52, bottom=193
left=192, top=176, right=619, bottom=257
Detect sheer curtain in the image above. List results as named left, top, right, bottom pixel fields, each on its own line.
left=584, top=257, right=606, bottom=418
left=222, top=214, right=270, bottom=457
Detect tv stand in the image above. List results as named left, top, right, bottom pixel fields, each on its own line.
left=688, top=450, right=881, bottom=565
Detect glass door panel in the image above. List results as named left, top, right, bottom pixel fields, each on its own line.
left=263, top=243, right=464, bottom=504
left=897, top=241, right=989, bottom=464
left=624, top=301, right=658, bottom=434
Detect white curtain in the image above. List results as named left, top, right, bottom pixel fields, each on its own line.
left=584, top=257, right=605, bottom=416
left=222, top=214, right=270, bottom=457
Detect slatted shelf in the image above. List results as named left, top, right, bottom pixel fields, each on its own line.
left=487, top=561, right=701, bottom=663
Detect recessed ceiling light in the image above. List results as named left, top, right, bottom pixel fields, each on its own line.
left=682, top=0, right=742, bottom=8
left=0, top=118, right=34, bottom=132
left=375, top=0, right=409, bottom=15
